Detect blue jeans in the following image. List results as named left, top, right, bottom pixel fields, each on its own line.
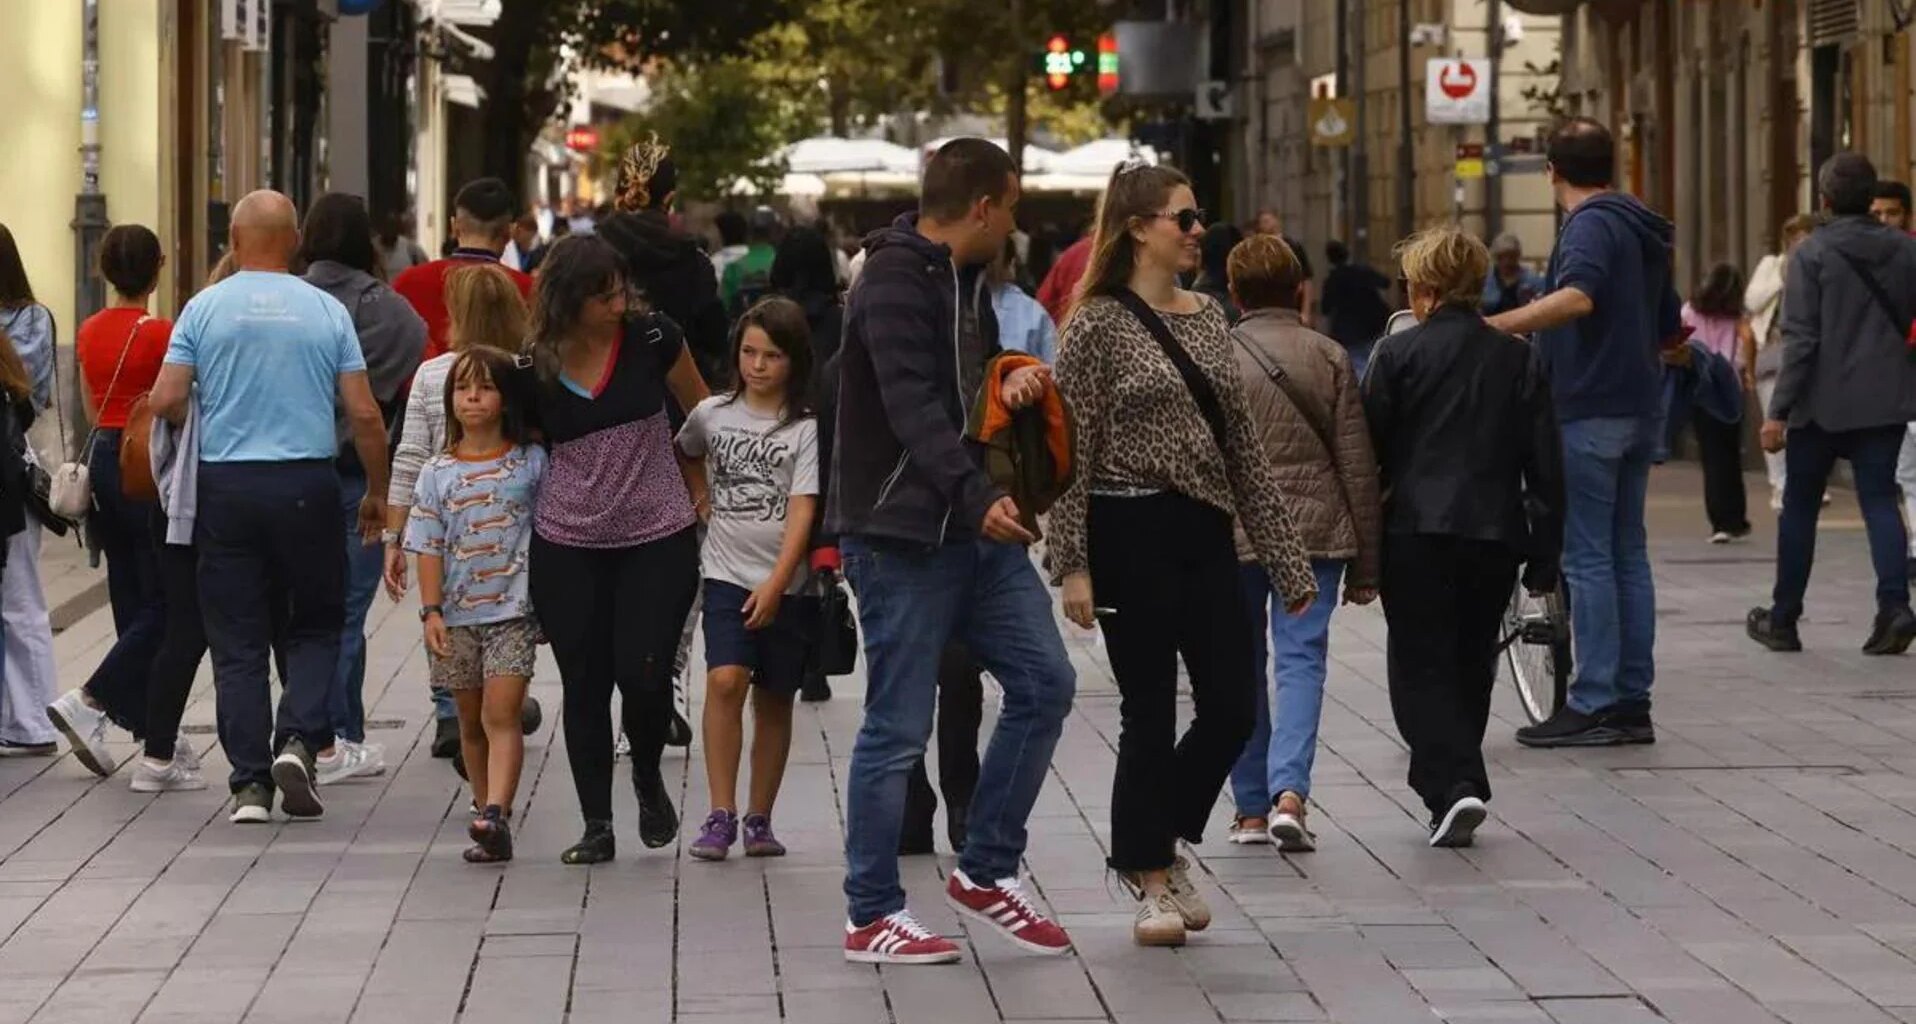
left=80, top=430, right=165, bottom=735
left=840, top=535, right=1076, bottom=925
left=331, top=471, right=385, bottom=744
left=1229, top=559, right=1345, bottom=816
left=1559, top=416, right=1657, bottom=715
left=1773, top=423, right=1911, bottom=621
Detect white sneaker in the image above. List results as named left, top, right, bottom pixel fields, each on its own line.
left=130, top=751, right=207, bottom=792
left=46, top=689, right=115, bottom=777
left=316, top=740, right=387, bottom=785
left=1709, top=531, right=1733, bottom=545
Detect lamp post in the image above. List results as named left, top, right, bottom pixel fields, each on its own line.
left=73, top=0, right=108, bottom=323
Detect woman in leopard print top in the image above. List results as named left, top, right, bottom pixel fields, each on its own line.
left=1050, top=162, right=1316, bottom=949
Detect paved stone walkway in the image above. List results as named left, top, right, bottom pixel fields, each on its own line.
left=4, top=464, right=1916, bottom=1024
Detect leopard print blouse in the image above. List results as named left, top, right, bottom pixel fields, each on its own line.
left=1051, top=294, right=1318, bottom=606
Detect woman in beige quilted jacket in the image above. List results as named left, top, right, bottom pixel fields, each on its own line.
left=1221, top=234, right=1383, bottom=852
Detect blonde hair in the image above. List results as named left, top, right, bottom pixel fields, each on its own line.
left=1068, top=162, right=1192, bottom=327
left=1226, top=235, right=1304, bottom=311
left=444, top=263, right=529, bottom=354
left=205, top=251, right=237, bottom=287
left=1780, top=213, right=1815, bottom=250
left=1396, top=226, right=1490, bottom=309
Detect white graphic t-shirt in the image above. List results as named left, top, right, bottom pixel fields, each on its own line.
left=675, top=395, right=819, bottom=593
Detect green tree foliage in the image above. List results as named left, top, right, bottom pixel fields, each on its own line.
left=598, top=59, right=804, bottom=200
left=464, top=0, right=795, bottom=195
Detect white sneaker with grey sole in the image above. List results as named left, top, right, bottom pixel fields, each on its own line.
left=46, top=689, right=115, bottom=777
left=316, top=740, right=387, bottom=785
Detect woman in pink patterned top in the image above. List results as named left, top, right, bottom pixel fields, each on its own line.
left=1680, top=261, right=1755, bottom=542
left=523, top=235, right=710, bottom=865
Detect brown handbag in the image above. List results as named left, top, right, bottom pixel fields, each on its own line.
left=119, top=393, right=158, bottom=501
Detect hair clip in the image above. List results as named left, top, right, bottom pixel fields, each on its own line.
left=1115, top=157, right=1149, bottom=176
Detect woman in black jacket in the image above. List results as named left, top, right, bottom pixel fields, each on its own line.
left=1362, top=226, right=1563, bottom=849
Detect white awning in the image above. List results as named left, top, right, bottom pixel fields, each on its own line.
left=779, top=138, right=921, bottom=176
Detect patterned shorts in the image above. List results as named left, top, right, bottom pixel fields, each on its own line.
left=428, top=618, right=539, bottom=690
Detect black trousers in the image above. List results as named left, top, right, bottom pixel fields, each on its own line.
left=144, top=515, right=206, bottom=762
left=1693, top=409, right=1750, bottom=535
left=1381, top=533, right=1518, bottom=819
left=902, top=644, right=984, bottom=837
left=530, top=527, right=699, bottom=824
left=81, top=431, right=165, bottom=736
left=1091, top=493, right=1256, bottom=872
left=197, top=461, right=342, bottom=792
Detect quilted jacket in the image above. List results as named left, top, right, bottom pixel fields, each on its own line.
left=1228, top=307, right=1383, bottom=589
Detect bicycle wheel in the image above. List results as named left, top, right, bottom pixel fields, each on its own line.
left=1502, top=581, right=1571, bottom=724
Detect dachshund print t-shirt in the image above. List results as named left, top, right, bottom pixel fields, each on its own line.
left=404, top=444, right=547, bottom=626
left=675, top=395, right=818, bottom=594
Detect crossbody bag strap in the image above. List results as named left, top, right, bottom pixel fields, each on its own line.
left=79, top=315, right=147, bottom=457
left=1230, top=330, right=1337, bottom=458
left=1111, top=288, right=1231, bottom=455
left=1834, top=251, right=1907, bottom=334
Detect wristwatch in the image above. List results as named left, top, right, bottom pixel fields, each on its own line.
left=420, top=604, right=443, bottom=621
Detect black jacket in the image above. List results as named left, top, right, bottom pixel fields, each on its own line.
left=1362, top=306, right=1563, bottom=589
left=599, top=210, right=731, bottom=389
left=825, top=214, right=1003, bottom=547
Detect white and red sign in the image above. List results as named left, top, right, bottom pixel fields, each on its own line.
left=1425, top=58, right=1491, bottom=126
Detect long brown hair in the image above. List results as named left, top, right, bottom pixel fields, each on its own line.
left=1066, top=163, right=1192, bottom=328
left=445, top=263, right=529, bottom=354
left=443, top=348, right=535, bottom=452
left=0, top=327, right=33, bottom=404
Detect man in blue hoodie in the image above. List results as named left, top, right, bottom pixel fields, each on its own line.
left=1487, top=118, right=1679, bottom=748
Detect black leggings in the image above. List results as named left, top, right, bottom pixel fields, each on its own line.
left=531, top=527, right=699, bottom=824
left=1090, top=492, right=1257, bottom=872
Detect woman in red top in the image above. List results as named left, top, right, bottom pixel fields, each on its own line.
left=44, top=225, right=203, bottom=791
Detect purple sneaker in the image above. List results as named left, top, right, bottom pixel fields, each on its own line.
left=742, top=813, right=786, bottom=858
left=689, top=809, right=737, bottom=861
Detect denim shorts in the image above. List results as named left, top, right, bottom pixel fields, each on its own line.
left=701, top=579, right=819, bottom=694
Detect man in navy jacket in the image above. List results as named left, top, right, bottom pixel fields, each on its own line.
left=1488, top=118, right=1680, bottom=749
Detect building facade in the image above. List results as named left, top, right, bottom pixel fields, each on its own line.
left=1240, top=0, right=1565, bottom=273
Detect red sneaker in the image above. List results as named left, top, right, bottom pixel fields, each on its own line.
left=944, top=870, right=1073, bottom=956
left=843, top=911, right=963, bottom=965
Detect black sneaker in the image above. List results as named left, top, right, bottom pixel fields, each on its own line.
left=1515, top=707, right=1623, bottom=748
left=562, top=820, right=615, bottom=864
left=799, top=673, right=833, bottom=703
left=633, top=761, right=679, bottom=849
left=432, top=716, right=460, bottom=758
left=1862, top=606, right=1916, bottom=656
left=1746, top=606, right=1803, bottom=652
left=1429, top=794, right=1487, bottom=848
left=1601, top=701, right=1656, bottom=745
left=519, top=695, right=543, bottom=736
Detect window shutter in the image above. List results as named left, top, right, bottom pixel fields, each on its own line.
left=1808, top=0, right=1860, bottom=47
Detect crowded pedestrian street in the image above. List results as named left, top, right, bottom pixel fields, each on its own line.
left=0, top=464, right=1911, bottom=1024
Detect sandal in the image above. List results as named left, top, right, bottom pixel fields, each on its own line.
left=468, top=805, right=514, bottom=862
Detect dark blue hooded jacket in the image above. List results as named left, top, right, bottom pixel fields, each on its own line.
left=1537, top=192, right=1682, bottom=423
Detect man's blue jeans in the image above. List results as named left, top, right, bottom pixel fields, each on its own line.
left=1773, top=423, right=1911, bottom=621
left=332, top=471, right=385, bottom=744
left=1229, top=559, right=1345, bottom=816
left=1559, top=416, right=1658, bottom=715
left=840, top=535, right=1076, bottom=926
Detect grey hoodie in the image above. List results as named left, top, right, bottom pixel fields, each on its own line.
left=302, top=261, right=426, bottom=458
left=1772, top=215, right=1916, bottom=432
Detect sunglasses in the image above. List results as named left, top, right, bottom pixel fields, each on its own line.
left=1147, top=208, right=1208, bottom=233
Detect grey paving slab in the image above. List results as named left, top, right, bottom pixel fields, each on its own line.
left=11, top=465, right=1916, bottom=1021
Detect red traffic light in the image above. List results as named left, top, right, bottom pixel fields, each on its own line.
left=565, top=126, right=600, bottom=152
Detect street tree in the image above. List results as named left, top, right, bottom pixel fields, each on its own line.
left=464, top=0, right=794, bottom=196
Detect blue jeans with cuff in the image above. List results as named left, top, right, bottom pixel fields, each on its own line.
left=839, top=535, right=1075, bottom=926
left=1229, top=559, right=1346, bottom=816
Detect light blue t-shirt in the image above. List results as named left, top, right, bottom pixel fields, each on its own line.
left=403, top=445, right=545, bottom=627
left=163, top=271, right=366, bottom=462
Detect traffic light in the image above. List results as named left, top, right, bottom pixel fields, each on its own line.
left=1040, top=34, right=1088, bottom=91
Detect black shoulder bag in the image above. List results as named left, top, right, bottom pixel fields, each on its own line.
left=1110, top=289, right=1231, bottom=454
